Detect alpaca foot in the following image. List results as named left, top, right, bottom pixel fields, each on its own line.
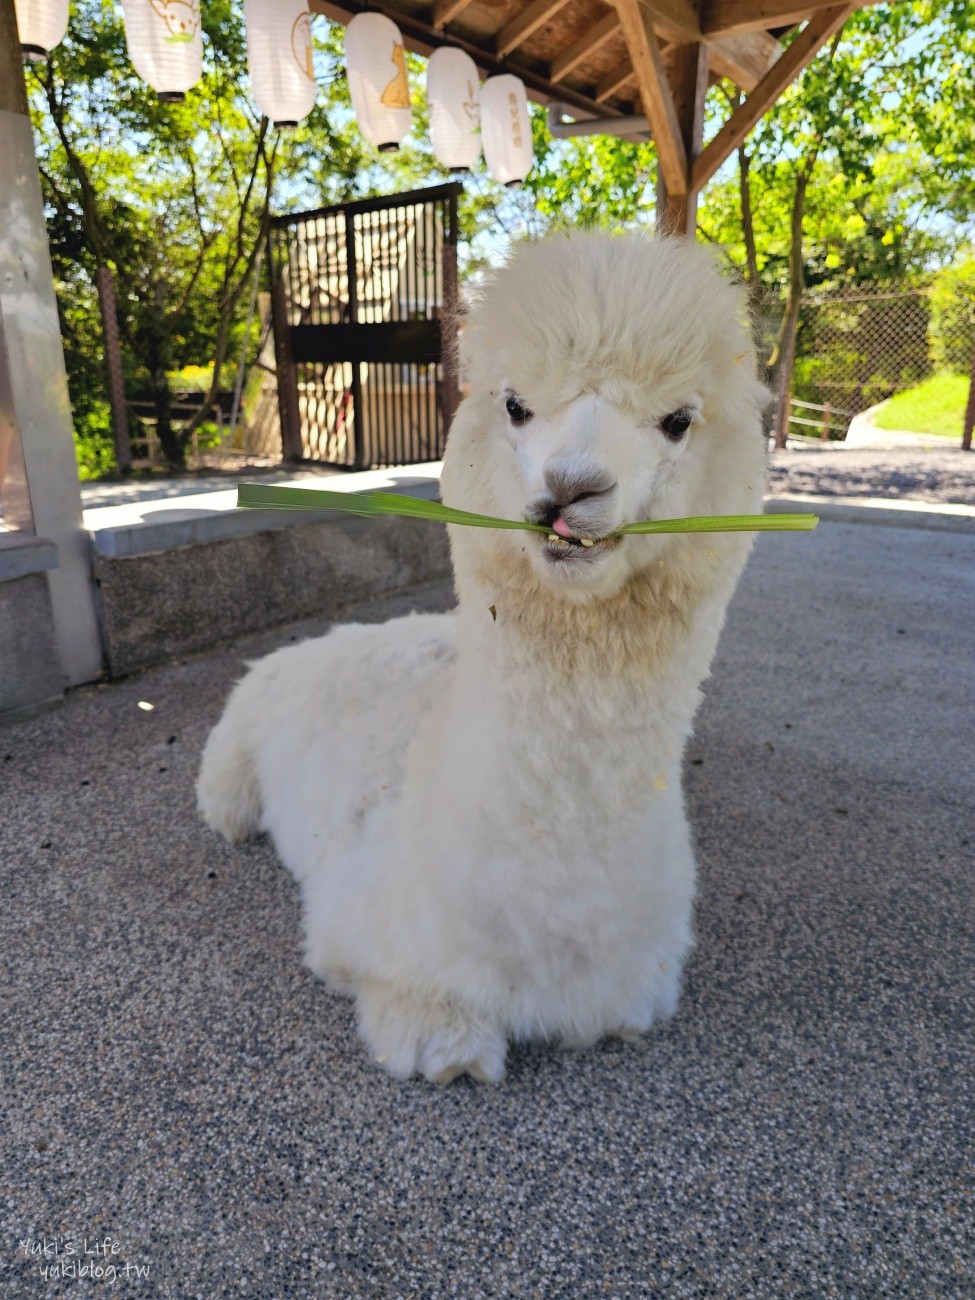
left=557, top=1025, right=643, bottom=1051
left=197, top=713, right=261, bottom=843
left=356, top=981, right=507, bottom=1084
left=557, top=958, right=685, bottom=1051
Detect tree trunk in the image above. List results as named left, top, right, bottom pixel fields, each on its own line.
left=142, top=284, right=183, bottom=469
left=151, top=365, right=182, bottom=469
left=738, top=143, right=761, bottom=313
left=770, top=157, right=815, bottom=451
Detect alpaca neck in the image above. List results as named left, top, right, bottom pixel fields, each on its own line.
left=449, top=533, right=739, bottom=746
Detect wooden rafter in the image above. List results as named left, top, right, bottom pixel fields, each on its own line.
left=708, top=31, right=782, bottom=92
left=495, top=0, right=573, bottom=57
left=628, top=0, right=701, bottom=43
left=693, top=3, right=856, bottom=188
left=551, top=12, right=620, bottom=83
left=702, top=0, right=881, bottom=38
left=587, top=1, right=788, bottom=95
left=614, top=0, right=688, bottom=192
left=431, top=0, right=474, bottom=31
left=595, top=60, right=636, bottom=103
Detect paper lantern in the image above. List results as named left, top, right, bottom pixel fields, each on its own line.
left=14, top=0, right=69, bottom=60
left=427, top=47, right=480, bottom=171
left=481, top=74, right=533, bottom=187
left=345, top=12, right=411, bottom=152
left=121, top=0, right=202, bottom=102
left=245, top=0, right=316, bottom=127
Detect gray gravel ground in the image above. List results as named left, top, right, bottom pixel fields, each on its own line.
left=766, top=444, right=974, bottom=505
left=2, top=522, right=973, bottom=1299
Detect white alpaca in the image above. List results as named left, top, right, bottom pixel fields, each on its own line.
left=198, top=231, right=768, bottom=1083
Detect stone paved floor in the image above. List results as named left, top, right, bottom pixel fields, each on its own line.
left=2, top=522, right=973, bottom=1298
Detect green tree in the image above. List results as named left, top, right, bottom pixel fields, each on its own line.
left=929, top=252, right=975, bottom=373
left=699, top=1, right=975, bottom=444
left=29, top=0, right=370, bottom=470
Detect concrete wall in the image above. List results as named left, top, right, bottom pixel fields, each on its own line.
left=94, top=513, right=452, bottom=678
left=0, top=536, right=66, bottom=718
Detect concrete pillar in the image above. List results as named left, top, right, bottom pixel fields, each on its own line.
left=0, top=0, right=103, bottom=686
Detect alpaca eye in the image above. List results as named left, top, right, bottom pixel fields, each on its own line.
left=505, top=394, right=533, bottom=425
left=660, top=409, right=692, bottom=440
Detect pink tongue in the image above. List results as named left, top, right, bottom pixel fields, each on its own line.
left=552, top=515, right=574, bottom=539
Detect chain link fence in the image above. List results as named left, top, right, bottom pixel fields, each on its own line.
left=755, top=282, right=973, bottom=440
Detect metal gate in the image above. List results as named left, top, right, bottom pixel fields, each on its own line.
left=268, top=183, right=461, bottom=470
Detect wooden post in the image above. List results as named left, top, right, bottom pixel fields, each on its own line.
left=95, top=266, right=132, bottom=476
left=655, top=42, right=709, bottom=236
left=821, top=400, right=831, bottom=441
left=439, top=193, right=460, bottom=439
left=0, top=0, right=103, bottom=683
left=0, top=0, right=29, bottom=117
left=269, top=242, right=302, bottom=463
left=0, top=0, right=30, bottom=515
left=963, top=335, right=975, bottom=453
left=344, top=210, right=366, bottom=470
left=0, top=314, right=32, bottom=527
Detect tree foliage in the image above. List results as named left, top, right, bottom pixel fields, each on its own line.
left=26, top=0, right=975, bottom=471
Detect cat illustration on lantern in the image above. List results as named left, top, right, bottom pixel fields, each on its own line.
left=149, top=0, right=200, bottom=43
left=291, top=11, right=314, bottom=81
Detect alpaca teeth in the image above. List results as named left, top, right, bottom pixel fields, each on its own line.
left=580, top=538, right=594, bottom=547
left=548, top=533, right=560, bottom=543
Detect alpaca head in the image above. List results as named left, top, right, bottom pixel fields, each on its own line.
left=441, top=231, right=769, bottom=603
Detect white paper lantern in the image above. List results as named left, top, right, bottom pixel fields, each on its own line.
left=481, top=74, right=533, bottom=187
left=14, top=0, right=69, bottom=60
left=245, top=0, right=316, bottom=127
left=427, top=47, right=480, bottom=171
left=345, top=12, right=411, bottom=152
left=121, top=0, right=202, bottom=102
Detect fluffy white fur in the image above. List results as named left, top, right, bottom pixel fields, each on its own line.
left=198, top=230, right=768, bottom=1084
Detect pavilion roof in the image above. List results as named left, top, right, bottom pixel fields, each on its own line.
left=311, top=1, right=880, bottom=137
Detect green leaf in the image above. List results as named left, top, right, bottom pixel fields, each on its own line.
left=237, top=483, right=818, bottom=536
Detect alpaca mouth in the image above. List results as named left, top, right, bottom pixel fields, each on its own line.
left=541, top=532, right=619, bottom=561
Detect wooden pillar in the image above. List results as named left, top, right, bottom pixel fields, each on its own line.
left=963, top=335, right=975, bottom=453
left=655, top=42, right=709, bottom=237
left=0, top=0, right=29, bottom=116
left=439, top=193, right=460, bottom=438
left=0, top=0, right=104, bottom=683
left=268, top=248, right=302, bottom=464
left=0, top=0, right=30, bottom=510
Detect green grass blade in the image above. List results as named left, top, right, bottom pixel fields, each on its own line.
left=618, top=513, right=819, bottom=534
left=237, top=483, right=818, bottom=536
left=237, top=482, right=549, bottom=532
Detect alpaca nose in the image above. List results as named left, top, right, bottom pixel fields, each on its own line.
left=543, top=458, right=617, bottom=509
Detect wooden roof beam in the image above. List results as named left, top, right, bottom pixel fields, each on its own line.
left=614, top=0, right=688, bottom=193
left=431, top=0, right=475, bottom=31
left=495, top=0, right=574, bottom=57
left=626, top=0, right=701, bottom=44
left=592, top=3, right=783, bottom=94
left=701, top=0, right=881, bottom=38
left=594, top=59, right=636, bottom=103
left=551, top=12, right=621, bottom=83
left=693, top=3, right=856, bottom=188
left=707, top=31, right=782, bottom=92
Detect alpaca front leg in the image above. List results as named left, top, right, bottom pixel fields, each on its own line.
left=355, top=980, right=507, bottom=1084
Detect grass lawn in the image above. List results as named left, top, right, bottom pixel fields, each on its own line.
left=873, top=372, right=969, bottom=438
